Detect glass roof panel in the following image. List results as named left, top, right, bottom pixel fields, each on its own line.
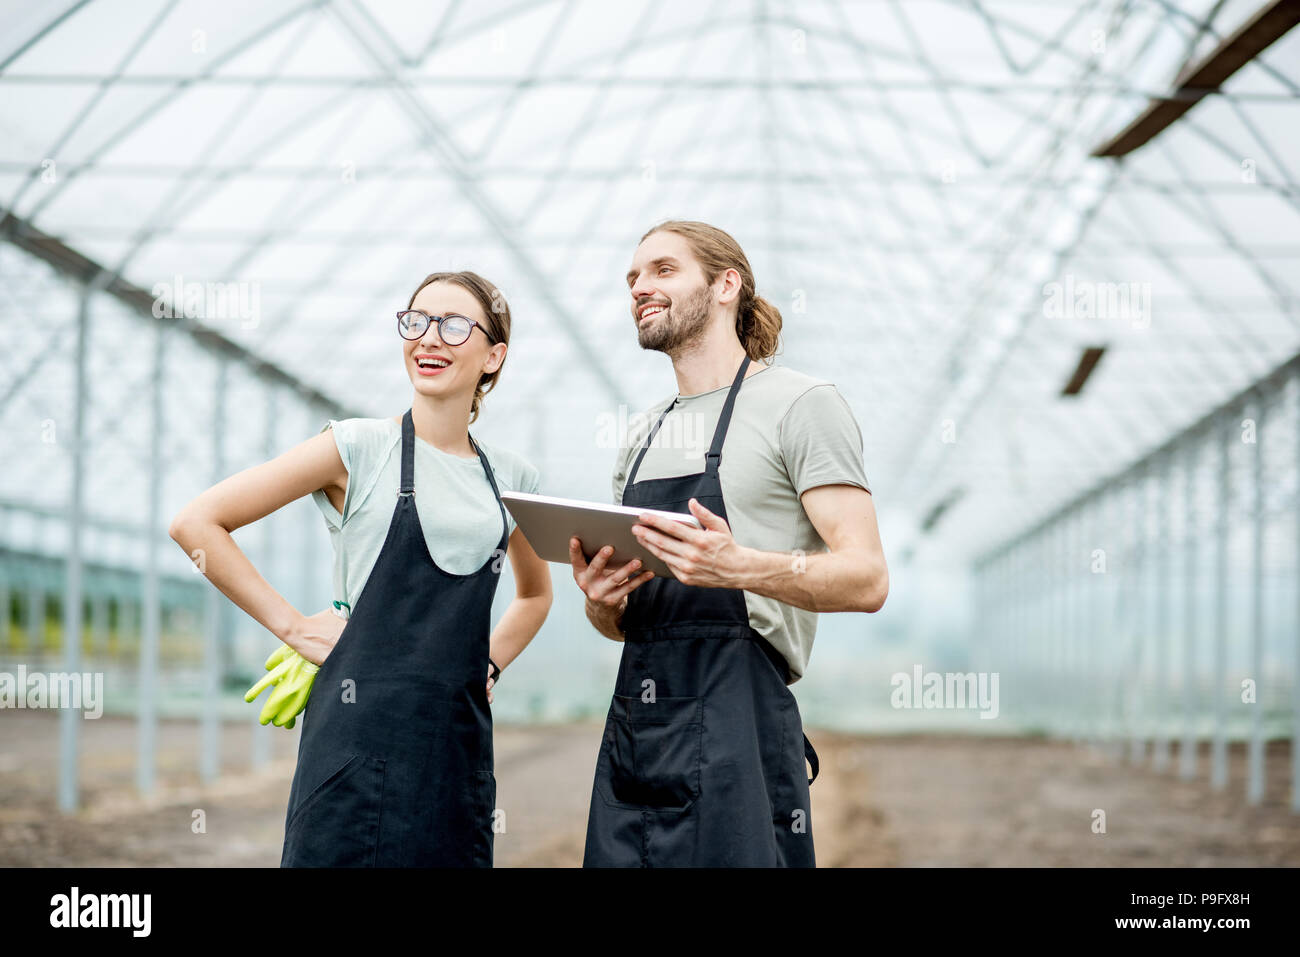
left=0, top=0, right=1297, bottom=565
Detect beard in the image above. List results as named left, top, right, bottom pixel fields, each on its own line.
left=636, top=284, right=712, bottom=355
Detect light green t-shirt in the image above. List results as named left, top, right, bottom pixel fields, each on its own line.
left=311, top=417, right=541, bottom=611
left=610, top=362, right=872, bottom=683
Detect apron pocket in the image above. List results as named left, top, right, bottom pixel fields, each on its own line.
left=283, top=752, right=386, bottom=867
left=600, top=694, right=702, bottom=812
left=467, top=770, right=497, bottom=867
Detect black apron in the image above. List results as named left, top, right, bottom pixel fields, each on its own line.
left=583, top=356, right=819, bottom=867
left=281, top=408, right=508, bottom=867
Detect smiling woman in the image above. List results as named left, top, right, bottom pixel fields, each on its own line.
left=168, top=267, right=553, bottom=867
left=401, top=271, right=512, bottom=428
left=272, top=268, right=550, bottom=867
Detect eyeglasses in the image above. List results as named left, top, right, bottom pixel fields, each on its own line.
left=396, top=310, right=495, bottom=346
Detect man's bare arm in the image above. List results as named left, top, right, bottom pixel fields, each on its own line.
left=630, top=485, right=887, bottom=614
left=729, top=484, right=887, bottom=613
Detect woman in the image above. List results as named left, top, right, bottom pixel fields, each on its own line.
left=169, top=270, right=552, bottom=867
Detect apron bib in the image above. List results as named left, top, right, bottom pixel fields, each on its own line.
left=584, top=356, right=819, bottom=867
left=281, top=409, right=508, bottom=867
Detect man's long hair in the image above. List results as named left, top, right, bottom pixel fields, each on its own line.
left=639, top=220, right=783, bottom=361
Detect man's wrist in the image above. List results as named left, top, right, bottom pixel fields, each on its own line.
left=586, top=595, right=626, bottom=635
left=724, top=544, right=762, bottom=590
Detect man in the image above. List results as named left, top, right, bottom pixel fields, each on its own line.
left=569, top=220, right=888, bottom=867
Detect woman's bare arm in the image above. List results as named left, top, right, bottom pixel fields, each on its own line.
left=487, top=524, right=554, bottom=678
left=168, top=429, right=349, bottom=662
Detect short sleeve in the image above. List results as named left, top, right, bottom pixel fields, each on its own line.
left=310, top=417, right=386, bottom=529
left=487, top=447, right=542, bottom=496
left=309, top=420, right=345, bottom=529
left=612, top=437, right=643, bottom=505
left=611, top=450, right=626, bottom=505
left=778, top=385, right=872, bottom=497
left=485, top=450, right=540, bottom=539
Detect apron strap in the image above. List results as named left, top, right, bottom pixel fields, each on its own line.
left=402, top=409, right=509, bottom=552
left=624, top=354, right=752, bottom=490
left=625, top=398, right=678, bottom=488
left=803, top=732, right=819, bottom=786
left=705, top=355, right=750, bottom=472
left=399, top=409, right=416, bottom=496
left=469, top=432, right=511, bottom=551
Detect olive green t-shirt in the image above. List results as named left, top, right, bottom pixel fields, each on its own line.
left=611, top=362, right=871, bottom=683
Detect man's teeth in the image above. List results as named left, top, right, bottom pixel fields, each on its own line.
left=642, top=306, right=665, bottom=318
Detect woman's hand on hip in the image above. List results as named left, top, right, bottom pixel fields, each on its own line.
left=285, top=608, right=348, bottom=666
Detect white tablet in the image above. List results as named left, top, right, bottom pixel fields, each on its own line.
left=500, top=491, right=702, bottom=580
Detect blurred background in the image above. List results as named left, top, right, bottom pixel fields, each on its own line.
left=1, top=0, right=1299, bottom=866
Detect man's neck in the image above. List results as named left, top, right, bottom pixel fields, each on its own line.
left=668, top=326, right=756, bottom=397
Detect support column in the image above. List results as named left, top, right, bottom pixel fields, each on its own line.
left=1180, top=441, right=1199, bottom=780
left=200, top=358, right=229, bottom=784
left=1211, top=411, right=1231, bottom=791
left=137, top=311, right=169, bottom=795
left=1154, top=454, right=1171, bottom=771
left=1248, top=394, right=1266, bottom=805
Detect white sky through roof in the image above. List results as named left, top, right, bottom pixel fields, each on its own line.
left=1, top=0, right=1297, bottom=570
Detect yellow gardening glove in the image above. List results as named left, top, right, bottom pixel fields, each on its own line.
left=245, top=645, right=296, bottom=727
left=245, top=644, right=319, bottom=729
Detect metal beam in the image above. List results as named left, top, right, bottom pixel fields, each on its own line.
left=1092, top=0, right=1300, bottom=157
left=5, top=72, right=1296, bottom=100
left=0, top=209, right=363, bottom=418
left=5, top=161, right=1295, bottom=194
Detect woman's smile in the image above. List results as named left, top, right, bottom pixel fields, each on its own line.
left=413, top=352, right=454, bottom=377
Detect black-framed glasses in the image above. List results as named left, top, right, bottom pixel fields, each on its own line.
left=396, top=310, right=494, bottom=346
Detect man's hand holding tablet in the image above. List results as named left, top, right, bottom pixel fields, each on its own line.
left=569, top=497, right=745, bottom=642
left=628, top=496, right=744, bottom=588
left=497, top=490, right=725, bottom=640
left=500, top=491, right=702, bottom=579
left=569, top=537, right=654, bottom=611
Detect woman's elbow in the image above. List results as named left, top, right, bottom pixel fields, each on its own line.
left=518, top=569, right=554, bottom=608
left=169, top=503, right=214, bottom=550
left=526, top=583, right=554, bottom=611
left=167, top=508, right=193, bottom=546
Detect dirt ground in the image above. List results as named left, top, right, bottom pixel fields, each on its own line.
left=2, top=711, right=1298, bottom=866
